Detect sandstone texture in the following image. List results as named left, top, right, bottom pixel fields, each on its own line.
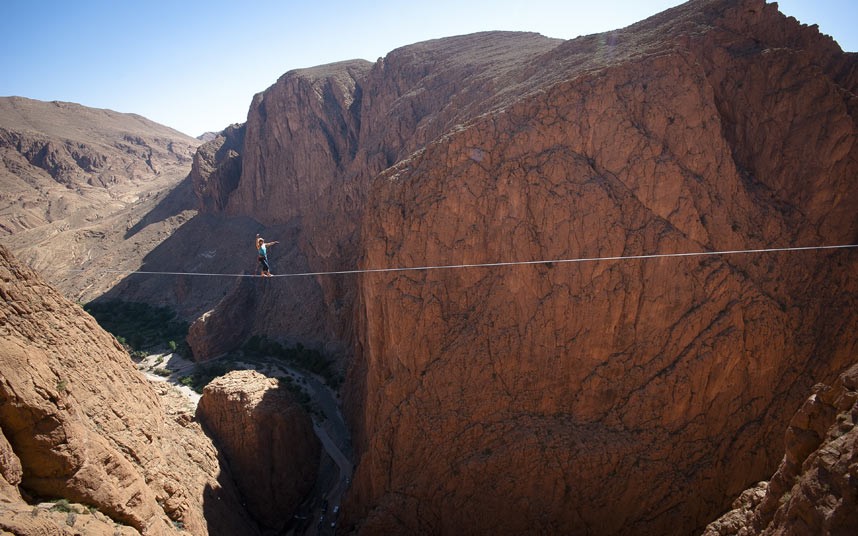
left=185, top=35, right=565, bottom=359
left=704, top=362, right=858, bottom=536
left=0, top=96, right=201, bottom=304
left=0, top=244, right=258, bottom=535
left=196, top=370, right=321, bottom=531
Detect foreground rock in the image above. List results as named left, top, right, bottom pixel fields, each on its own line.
left=0, top=245, right=256, bottom=535
left=704, top=362, right=858, bottom=535
left=196, top=370, right=321, bottom=532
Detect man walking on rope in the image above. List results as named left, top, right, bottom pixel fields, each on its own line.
left=256, top=234, right=279, bottom=277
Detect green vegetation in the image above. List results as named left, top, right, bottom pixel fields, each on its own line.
left=278, top=375, right=312, bottom=406
left=178, top=360, right=234, bottom=394
left=243, top=335, right=342, bottom=389
left=50, top=499, right=75, bottom=513
left=84, top=300, right=189, bottom=357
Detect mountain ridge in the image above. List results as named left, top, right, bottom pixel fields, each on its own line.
left=0, top=96, right=201, bottom=303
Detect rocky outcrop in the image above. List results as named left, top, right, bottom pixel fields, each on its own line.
left=186, top=276, right=257, bottom=360
left=191, top=123, right=245, bottom=213
left=196, top=370, right=320, bottom=531
left=0, top=244, right=257, bottom=535
left=0, top=499, right=141, bottom=536
left=704, top=362, right=858, bottom=535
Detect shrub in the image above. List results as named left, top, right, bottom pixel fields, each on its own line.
left=179, top=361, right=232, bottom=393
left=84, top=301, right=189, bottom=355
left=50, top=499, right=74, bottom=513
left=242, top=335, right=339, bottom=389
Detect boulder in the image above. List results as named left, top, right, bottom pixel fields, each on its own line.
left=196, top=370, right=321, bottom=531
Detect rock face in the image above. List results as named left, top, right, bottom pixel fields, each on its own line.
left=0, top=244, right=257, bottom=535
left=0, top=96, right=201, bottom=303
left=191, top=124, right=245, bottom=214
left=346, top=2, right=858, bottom=534
left=179, top=0, right=857, bottom=533
left=196, top=370, right=321, bottom=531
left=704, top=362, right=858, bottom=535
left=186, top=35, right=565, bottom=359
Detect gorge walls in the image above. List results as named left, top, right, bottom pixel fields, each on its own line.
left=0, top=244, right=259, bottom=535
left=346, top=2, right=857, bottom=534
left=186, top=0, right=858, bottom=533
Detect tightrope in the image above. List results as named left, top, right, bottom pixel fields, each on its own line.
left=65, top=243, right=858, bottom=279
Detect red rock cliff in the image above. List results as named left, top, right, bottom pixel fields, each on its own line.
left=186, top=33, right=563, bottom=358
left=346, top=1, right=858, bottom=535
left=196, top=370, right=321, bottom=532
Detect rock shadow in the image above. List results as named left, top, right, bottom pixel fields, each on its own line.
left=124, top=174, right=198, bottom=239
left=201, top=471, right=262, bottom=536
left=96, top=212, right=278, bottom=319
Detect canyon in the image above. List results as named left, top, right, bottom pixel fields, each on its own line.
left=1, top=0, right=857, bottom=534
left=188, top=0, right=858, bottom=533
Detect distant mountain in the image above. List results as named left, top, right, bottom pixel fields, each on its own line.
left=197, top=131, right=220, bottom=142
left=0, top=96, right=201, bottom=302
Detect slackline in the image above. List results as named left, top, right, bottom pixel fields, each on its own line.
left=64, top=243, right=858, bottom=279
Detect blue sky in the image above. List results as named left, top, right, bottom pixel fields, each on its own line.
left=1, top=1, right=855, bottom=137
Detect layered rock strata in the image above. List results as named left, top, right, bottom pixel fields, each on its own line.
left=196, top=370, right=321, bottom=531
left=0, top=244, right=257, bottom=535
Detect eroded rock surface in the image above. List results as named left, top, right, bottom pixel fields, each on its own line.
left=704, top=362, right=858, bottom=536
left=186, top=33, right=564, bottom=360
left=196, top=370, right=320, bottom=531
left=345, top=1, right=858, bottom=535
left=0, top=244, right=257, bottom=535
